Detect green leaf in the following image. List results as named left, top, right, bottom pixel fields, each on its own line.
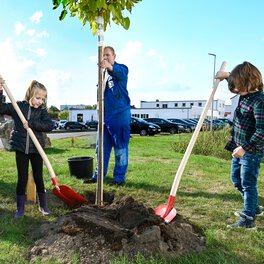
left=52, top=0, right=62, bottom=9
left=59, top=9, right=68, bottom=20
left=122, top=16, right=130, bottom=30
left=62, top=0, right=70, bottom=8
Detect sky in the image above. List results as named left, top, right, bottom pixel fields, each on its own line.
left=1, top=0, right=264, bottom=109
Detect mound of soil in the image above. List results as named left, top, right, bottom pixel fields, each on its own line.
left=27, top=196, right=205, bottom=263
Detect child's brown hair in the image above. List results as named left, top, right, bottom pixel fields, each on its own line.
left=228, top=61, right=263, bottom=94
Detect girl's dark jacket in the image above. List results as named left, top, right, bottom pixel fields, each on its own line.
left=0, top=95, right=53, bottom=154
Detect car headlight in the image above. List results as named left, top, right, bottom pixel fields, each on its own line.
left=149, top=125, right=155, bottom=129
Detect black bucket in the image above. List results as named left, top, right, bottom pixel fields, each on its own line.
left=68, top=156, right=94, bottom=179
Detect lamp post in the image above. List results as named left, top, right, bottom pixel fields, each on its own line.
left=208, top=53, right=216, bottom=131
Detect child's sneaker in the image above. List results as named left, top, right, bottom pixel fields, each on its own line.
left=227, top=214, right=256, bottom=230
left=234, top=205, right=263, bottom=217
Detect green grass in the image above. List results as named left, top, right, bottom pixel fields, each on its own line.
left=1, top=132, right=264, bottom=263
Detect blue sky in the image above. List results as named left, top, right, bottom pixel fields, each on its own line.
left=1, top=0, right=264, bottom=108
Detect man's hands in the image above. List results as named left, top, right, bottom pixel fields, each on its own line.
left=100, top=59, right=113, bottom=71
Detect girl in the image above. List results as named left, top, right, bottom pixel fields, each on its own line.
left=0, top=78, right=53, bottom=218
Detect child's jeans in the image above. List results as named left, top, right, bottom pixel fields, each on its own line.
left=231, top=152, right=262, bottom=217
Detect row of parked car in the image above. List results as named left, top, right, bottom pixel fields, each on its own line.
left=130, top=117, right=232, bottom=136
left=52, top=117, right=231, bottom=136
left=52, top=120, right=99, bottom=130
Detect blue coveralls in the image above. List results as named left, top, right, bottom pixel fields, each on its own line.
left=93, top=62, right=131, bottom=183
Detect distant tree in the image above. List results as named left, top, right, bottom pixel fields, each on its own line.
left=48, top=105, right=60, bottom=119
left=85, top=104, right=97, bottom=110
left=52, top=0, right=142, bottom=34
left=49, top=105, right=60, bottom=112
left=58, top=110, right=69, bottom=120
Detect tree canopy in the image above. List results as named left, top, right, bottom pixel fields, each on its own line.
left=52, top=0, right=142, bottom=34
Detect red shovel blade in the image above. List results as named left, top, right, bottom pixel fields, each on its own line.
left=52, top=185, right=89, bottom=208
left=155, top=205, right=177, bottom=223
left=155, top=195, right=177, bottom=223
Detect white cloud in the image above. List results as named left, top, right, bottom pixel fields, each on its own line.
left=34, top=48, right=46, bottom=57
left=89, top=55, right=97, bottom=62
left=36, top=31, right=49, bottom=38
left=15, top=22, right=25, bottom=36
left=26, top=29, right=36, bottom=37
left=38, top=69, right=72, bottom=106
left=0, top=38, right=35, bottom=78
left=30, top=11, right=43, bottom=24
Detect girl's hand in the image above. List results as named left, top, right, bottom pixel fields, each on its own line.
left=23, top=121, right=29, bottom=129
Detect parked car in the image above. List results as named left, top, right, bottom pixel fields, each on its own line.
left=51, top=120, right=58, bottom=130
left=64, top=121, right=88, bottom=130
left=183, top=118, right=207, bottom=131
left=130, top=117, right=161, bottom=136
left=168, top=118, right=195, bottom=132
left=218, top=118, right=233, bottom=126
left=212, top=119, right=228, bottom=129
left=144, top=118, right=179, bottom=134
left=85, top=120, right=98, bottom=130
left=58, top=120, right=68, bottom=129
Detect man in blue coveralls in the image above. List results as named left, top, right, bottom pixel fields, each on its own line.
left=84, top=46, right=131, bottom=186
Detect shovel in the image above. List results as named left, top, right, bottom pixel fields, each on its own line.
left=155, top=61, right=227, bottom=223
left=0, top=75, right=88, bottom=207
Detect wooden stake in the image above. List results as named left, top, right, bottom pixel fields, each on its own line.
left=26, top=171, right=36, bottom=203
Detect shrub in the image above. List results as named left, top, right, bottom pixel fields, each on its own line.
left=172, top=126, right=232, bottom=160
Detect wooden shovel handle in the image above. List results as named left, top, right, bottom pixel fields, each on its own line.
left=170, top=61, right=227, bottom=196
left=0, top=75, right=58, bottom=184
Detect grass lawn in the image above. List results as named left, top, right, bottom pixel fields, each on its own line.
left=0, top=132, right=264, bottom=263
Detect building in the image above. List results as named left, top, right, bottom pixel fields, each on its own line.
left=68, top=99, right=227, bottom=122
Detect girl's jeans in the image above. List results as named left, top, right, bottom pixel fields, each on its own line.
left=231, top=152, right=261, bottom=217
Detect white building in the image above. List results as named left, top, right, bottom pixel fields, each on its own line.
left=68, top=98, right=227, bottom=122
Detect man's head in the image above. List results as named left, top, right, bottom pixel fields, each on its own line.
left=103, top=46, right=116, bottom=65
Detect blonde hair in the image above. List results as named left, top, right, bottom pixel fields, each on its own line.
left=228, top=61, right=263, bottom=94
left=24, top=80, right=47, bottom=108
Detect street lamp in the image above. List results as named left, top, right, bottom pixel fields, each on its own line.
left=208, top=53, right=216, bottom=131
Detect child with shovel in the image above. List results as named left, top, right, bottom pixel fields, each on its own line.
left=0, top=78, right=53, bottom=218
left=216, top=61, right=264, bottom=229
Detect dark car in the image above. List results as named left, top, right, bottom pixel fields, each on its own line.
left=85, top=120, right=98, bottom=130
left=144, top=118, right=179, bottom=134
left=168, top=118, right=195, bottom=132
left=51, top=120, right=58, bottom=130
left=130, top=117, right=161, bottom=136
left=64, top=121, right=88, bottom=130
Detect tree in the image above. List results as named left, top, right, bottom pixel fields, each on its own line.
left=48, top=105, right=60, bottom=119
left=58, top=110, right=69, bottom=120
left=52, top=0, right=141, bottom=205
left=52, top=0, right=141, bottom=34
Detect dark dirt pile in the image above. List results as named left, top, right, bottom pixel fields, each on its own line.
left=27, top=196, right=205, bottom=264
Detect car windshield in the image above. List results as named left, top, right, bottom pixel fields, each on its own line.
left=133, top=117, right=149, bottom=124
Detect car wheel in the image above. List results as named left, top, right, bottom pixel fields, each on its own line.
left=186, top=127, right=192, bottom=133
left=66, top=126, right=70, bottom=130
left=140, top=129, right=147, bottom=136
left=169, top=128, right=176, bottom=134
